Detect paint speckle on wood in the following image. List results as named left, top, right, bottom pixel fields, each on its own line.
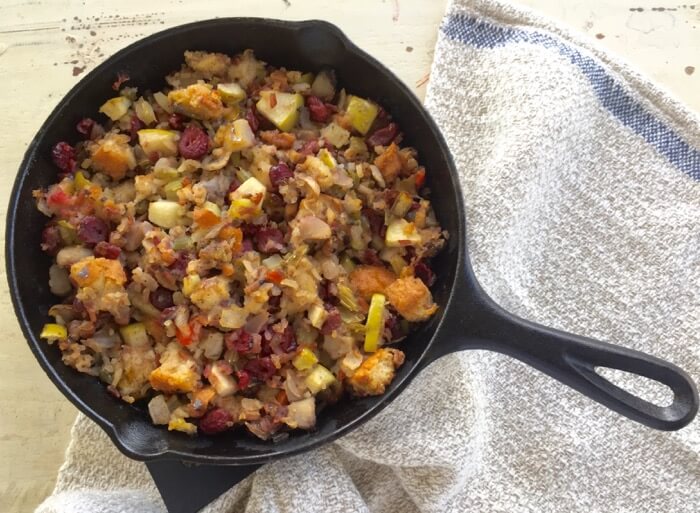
left=405, top=46, right=413, bottom=52
left=685, top=65, right=695, bottom=75
left=596, top=33, right=605, bottom=39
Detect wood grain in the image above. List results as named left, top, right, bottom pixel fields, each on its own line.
left=0, top=1, right=696, bottom=511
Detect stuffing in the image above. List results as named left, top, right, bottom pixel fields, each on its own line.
left=89, top=133, right=136, bottom=180
left=168, top=83, right=225, bottom=120
left=373, top=142, right=402, bottom=184
left=385, top=276, right=438, bottom=321
left=349, top=265, right=397, bottom=301
left=149, top=342, right=200, bottom=394
left=184, top=50, right=231, bottom=79
left=348, top=348, right=405, bottom=396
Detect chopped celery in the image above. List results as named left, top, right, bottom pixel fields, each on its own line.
left=364, top=293, right=386, bottom=352
left=172, top=236, right=194, bottom=251
left=337, top=283, right=360, bottom=312
left=317, top=148, right=337, bottom=169
left=340, top=255, right=356, bottom=273
left=293, top=348, right=318, bottom=371
left=57, top=220, right=78, bottom=245
left=163, top=178, right=184, bottom=201
left=305, top=364, right=336, bottom=394
left=40, top=323, right=67, bottom=341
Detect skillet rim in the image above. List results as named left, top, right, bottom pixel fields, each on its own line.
left=5, top=17, right=468, bottom=464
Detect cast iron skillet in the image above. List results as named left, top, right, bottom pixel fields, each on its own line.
left=6, top=18, right=698, bottom=513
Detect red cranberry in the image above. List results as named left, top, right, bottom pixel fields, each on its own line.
left=41, top=225, right=61, bottom=254
left=227, top=178, right=241, bottom=195
left=414, top=261, right=435, bottom=287
left=367, top=122, right=399, bottom=147
left=241, top=238, right=254, bottom=252
left=279, top=326, right=298, bottom=353
left=150, top=287, right=174, bottom=310
left=112, top=71, right=130, bottom=91
left=362, top=208, right=386, bottom=238
left=362, top=249, right=382, bottom=266
left=246, top=108, right=260, bottom=132
left=226, top=330, right=253, bottom=353
left=236, top=370, right=251, bottom=389
left=299, top=139, right=321, bottom=156
left=51, top=142, right=76, bottom=174
left=321, top=308, right=342, bottom=335
left=129, top=115, right=144, bottom=143
left=168, top=113, right=185, bottom=130
left=168, top=252, right=191, bottom=280
left=244, top=357, right=276, bottom=382
left=199, top=408, right=233, bottom=435
left=93, top=241, right=121, bottom=259
left=178, top=125, right=209, bottom=159
left=268, top=162, right=294, bottom=191
left=76, top=118, right=95, bottom=138
left=254, top=227, right=285, bottom=254
left=306, top=96, right=332, bottom=123
left=77, top=216, right=109, bottom=245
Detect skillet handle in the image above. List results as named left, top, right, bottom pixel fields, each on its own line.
left=431, top=288, right=698, bottom=431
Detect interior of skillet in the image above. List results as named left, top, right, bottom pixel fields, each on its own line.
left=9, top=19, right=463, bottom=461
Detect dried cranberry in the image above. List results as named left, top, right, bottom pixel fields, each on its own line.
left=150, top=287, right=174, bottom=310
left=77, top=216, right=109, bottom=245
left=414, top=261, right=435, bottom=287
left=362, top=208, right=386, bottom=237
left=168, top=113, right=185, bottom=130
left=41, top=225, right=61, bottom=254
left=129, top=115, right=143, bottom=143
left=321, top=308, right=342, bottom=335
left=384, top=312, right=403, bottom=341
left=299, top=139, right=321, bottom=156
left=244, top=357, right=276, bottom=382
left=94, top=241, right=121, bottom=259
left=199, top=408, right=233, bottom=435
left=255, top=227, right=285, bottom=254
left=226, top=330, right=253, bottom=353
left=268, top=162, right=294, bottom=191
left=51, top=142, right=76, bottom=174
left=76, top=118, right=95, bottom=138
left=279, top=326, right=298, bottom=353
left=236, top=370, right=251, bottom=389
left=367, top=122, right=399, bottom=147
left=268, top=294, right=281, bottom=313
left=112, top=71, right=130, bottom=91
left=227, top=178, right=241, bottom=195
left=246, top=108, right=260, bottom=132
left=241, top=238, right=254, bottom=252
left=178, top=125, right=209, bottom=160
left=168, top=252, right=191, bottom=279
left=306, top=96, right=332, bottom=123
left=363, top=249, right=382, bottom=266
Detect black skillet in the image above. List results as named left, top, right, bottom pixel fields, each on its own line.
left=6, top=18, right=698, bottom=513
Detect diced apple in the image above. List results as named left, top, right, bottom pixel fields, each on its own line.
left=120, top=323, right=150, bottom=347
left=208, top=363, right=238, bottom=397
left=99, top=96, right=131, bottom=121
left=305, top=364, right=336, bottom=394
left=320, top=122, right=350, bottom=148
left=256, top=91, right=303, bottom=132
left=346, top=95, right=378, bottom=135
left=385, top=218, right=422, bottom=247
left=317, top=148, right=337, bottom=169
left=134, top=97, right=157, bottom=125
left=216, top=82, right=246, bottom=104
left=148, top=200, right=185, bottom=229
left=216, top=119, right=255, bottom=152
left=138, top=129, right=180, bottom=158
left=228, top=176, right=266, bottom=220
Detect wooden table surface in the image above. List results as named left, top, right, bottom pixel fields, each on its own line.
left=0, top=1, right=697, bottom=511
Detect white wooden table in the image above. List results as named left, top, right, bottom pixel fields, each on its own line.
left=0, top=1, right=697, bottom=511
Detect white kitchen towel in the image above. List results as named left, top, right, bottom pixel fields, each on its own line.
left=37, top=0, right=700, bottom=512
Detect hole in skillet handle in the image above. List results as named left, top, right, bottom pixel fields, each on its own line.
left=146, top=460, right=261, bottom=513
left=427, top=279, right=699, bottom=431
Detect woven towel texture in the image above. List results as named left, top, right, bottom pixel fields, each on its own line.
left=37, top=1, right=700, bottom=512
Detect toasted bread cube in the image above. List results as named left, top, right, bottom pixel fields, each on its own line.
left=90, top=133, right=136, bottom=180
left=349, top=265, right=397, bottom=301
left=149, top=342, right=200, bottom=393
left=385, top=277, right=437, bottom=322
left=348, top=348, right=405, bottom=396
left=168, top=83, right=224, bottom=120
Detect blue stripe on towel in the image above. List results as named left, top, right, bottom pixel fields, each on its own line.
left=442, top=14, right=700, bottom=180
